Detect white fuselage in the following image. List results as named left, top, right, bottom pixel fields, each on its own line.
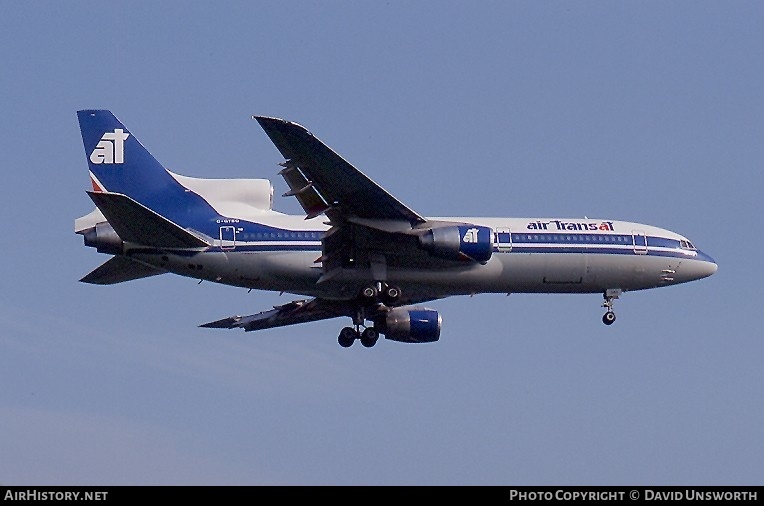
left=125, top=212, right=717, bottom=303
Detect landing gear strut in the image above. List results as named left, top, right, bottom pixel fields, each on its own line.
left=601, top=289, right=622, bottom=326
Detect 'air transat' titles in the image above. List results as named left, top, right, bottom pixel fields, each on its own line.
left=527, top=220, right=614, bottom=231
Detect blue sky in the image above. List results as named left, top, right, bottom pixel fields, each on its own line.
left=1, top=1, right=761, bottom=485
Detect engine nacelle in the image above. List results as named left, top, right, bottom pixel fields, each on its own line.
left=418, top=224, right=492, bottom=263
left=381, top=308, right=442, bottom=343
left=82, top=221, right=123, bottom=255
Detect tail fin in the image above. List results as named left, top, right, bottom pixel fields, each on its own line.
left=77, top=110, right=217, bottom=228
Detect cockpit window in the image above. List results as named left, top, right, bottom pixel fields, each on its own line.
left=679, top=239, right=697, bottom=250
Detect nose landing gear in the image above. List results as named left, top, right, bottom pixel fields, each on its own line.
left=601, top=289, right=622, bottom=326
left=602, top=311, right=616, bottom=325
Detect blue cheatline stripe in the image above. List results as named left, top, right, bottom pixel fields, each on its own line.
left=506, top=232, right=680, bottom=248
left=140, top=240, right=700, bottom=261
left=504, top=246, right=701, bottom=261
left=499, top=231, right=712, bottom=262
left=231, top=230, right=324, bottom=241
left=217, top=244, right=322, bottom=252
left=131, top=229, right=712, bottom=263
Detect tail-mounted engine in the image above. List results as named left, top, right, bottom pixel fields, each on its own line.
left=81, top=222, right=123, bottom=255
left=380, top=308, right=442, bottom=343
left=418, top=224, right=492, bottom=263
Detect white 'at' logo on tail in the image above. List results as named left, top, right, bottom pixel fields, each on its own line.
left=462, top=228, right=480, bottom=243
left=90, top=129, right=129, bottom=164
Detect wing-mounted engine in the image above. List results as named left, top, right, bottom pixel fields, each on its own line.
left=379, top=308, right=442, bottom=343
left=418, top=224, right=493, bottom=264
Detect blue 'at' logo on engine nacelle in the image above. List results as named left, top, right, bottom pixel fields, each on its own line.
left=458, top=225, right=492, bottom=263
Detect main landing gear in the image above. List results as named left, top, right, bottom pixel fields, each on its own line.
left=337, top=300, right=384, bottom=348
left=360, top=282, right=401, bottom=306
left=338, top=326, right=380, bottom=348
left=336, top=282, right=401, bottom=348
left=601, top=289, right=622, bottom=326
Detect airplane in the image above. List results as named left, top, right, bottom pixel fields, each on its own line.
left=74, top=110, right=717, bottom=348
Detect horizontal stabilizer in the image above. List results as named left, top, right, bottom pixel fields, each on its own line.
left=87, top=191, right=209, bottom=248
left=81, top=256, right=165, bottom=285
left=200, top=298, right=344, bottom=332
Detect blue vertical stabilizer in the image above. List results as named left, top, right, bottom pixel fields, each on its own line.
left=77, top=110, right=220, bottom=231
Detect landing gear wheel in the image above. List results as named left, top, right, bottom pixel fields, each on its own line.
left=360, top=285, right=378, bottom=302
left=381, top=285, right=401, bottom=306
left=601, top=289, right=621, bottom=326
left=338, top=327, right=358, bottom=347
left=360, top=327, right=379, bottom=348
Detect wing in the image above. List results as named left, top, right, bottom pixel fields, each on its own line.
left=254, top=116, right=425, bottom=226
left=253, top=117, right=491, bottom=289
left=200, top=291, right=444, bottom=333
left=199, top=298, right=350, bottom=332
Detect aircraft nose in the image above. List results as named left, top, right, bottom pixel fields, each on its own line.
left=699, top=260, right=717, bottom=278
left=690, top=251, right=717, bottom=280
